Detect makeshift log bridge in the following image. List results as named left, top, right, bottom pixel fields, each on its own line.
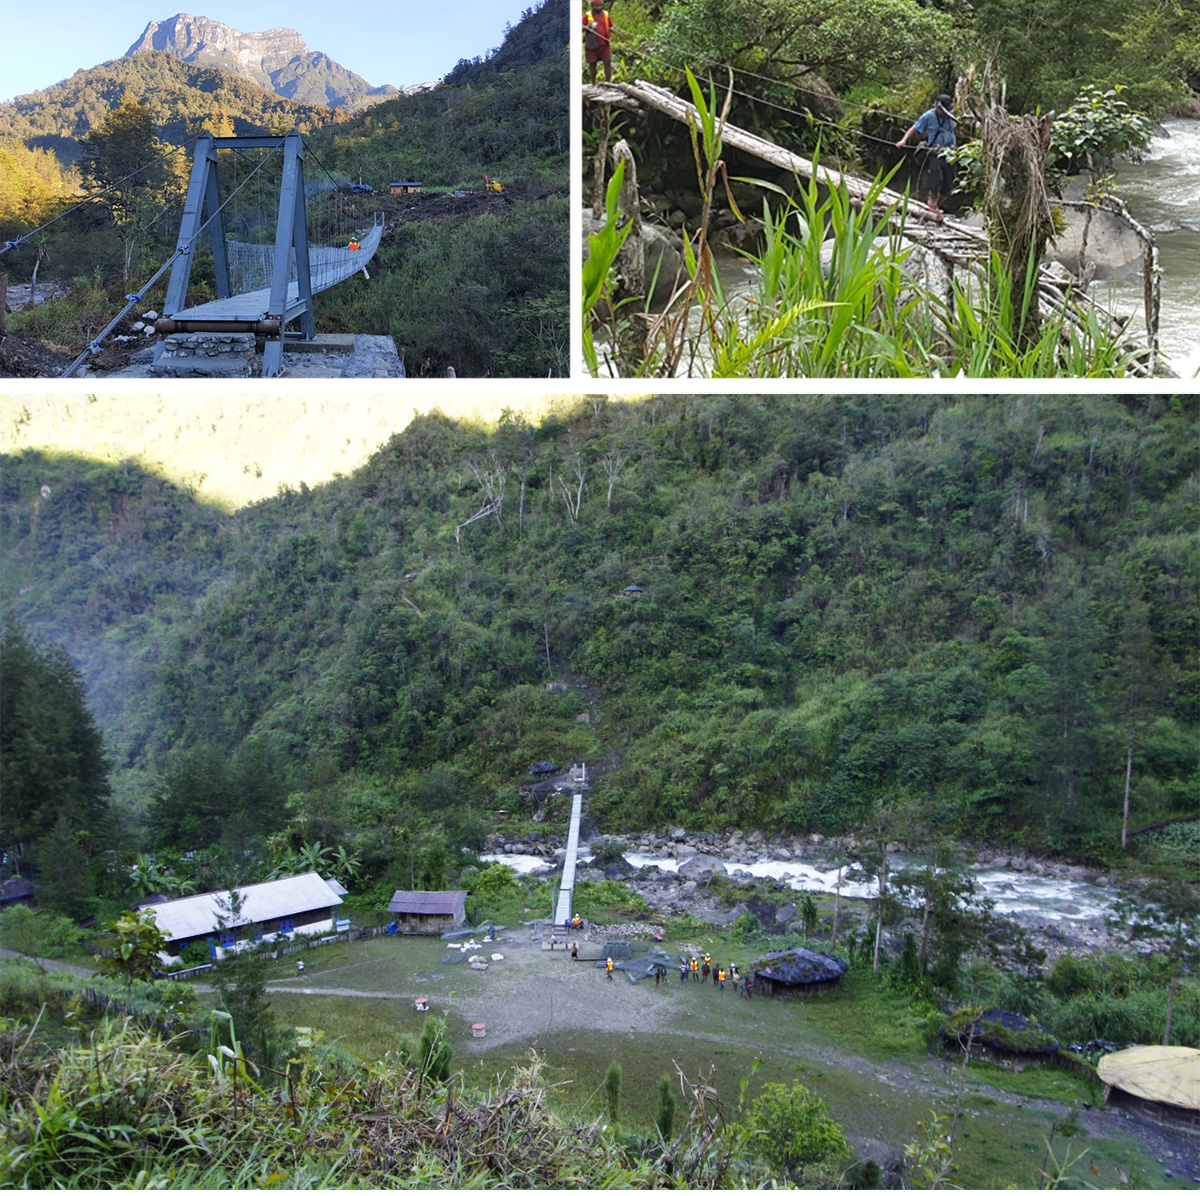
left=584, top=79, right=1160, bottom=376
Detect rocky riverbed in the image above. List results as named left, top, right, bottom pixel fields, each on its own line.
left=481, top=827, right=1121, bottom=959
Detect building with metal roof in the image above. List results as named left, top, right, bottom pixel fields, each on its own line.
left=388, top=890, right=468, bottom=934
left=138, top=871, right=343, bottom=958
left=1098, top=1046, right=1200, bottom=1134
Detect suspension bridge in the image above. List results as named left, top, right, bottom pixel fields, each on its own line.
left=156, top=129, right=383, bottom=376
left=584, top=79, right=1161, bottom=376
left=3, top=128, right=384, bottom=378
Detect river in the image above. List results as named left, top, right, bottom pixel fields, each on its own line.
left=1105, top=117, right=1200, bottom=377
left=482, top=849, right=1116, bottom=930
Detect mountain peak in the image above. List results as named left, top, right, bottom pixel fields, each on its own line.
left=125, top=13, right=397, bottom=110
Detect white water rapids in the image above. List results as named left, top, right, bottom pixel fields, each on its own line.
left=481, top=850, right=1116, bottom=928
left=1104, top=117, right=1200, bottom=378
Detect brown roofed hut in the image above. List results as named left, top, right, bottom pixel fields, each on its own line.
left=752, top=947, right=848, bottom=998
left=1098, top=1046, right=1200, bottom=1134
left=388, top=890, right=468, bottom=935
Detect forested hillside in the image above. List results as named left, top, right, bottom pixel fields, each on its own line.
left=2, top=397, right=1195, bottom=895
left=304, top=0, right=568, bottom=374
left=0, top=53, right=347, bottom=162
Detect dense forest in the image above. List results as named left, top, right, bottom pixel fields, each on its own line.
left=2, top=396, right=1196, bottom=904
left=0, top=54, right=348, bottom=161
left=0, top=0, right=567, bottom=377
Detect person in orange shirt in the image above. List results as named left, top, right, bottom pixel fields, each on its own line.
left=583, top=1, right=613, bottom=84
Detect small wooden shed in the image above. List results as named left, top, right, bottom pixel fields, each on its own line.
left=389, top=181, right=424, bottom=194
left=388, top=890, right=468, bottom=934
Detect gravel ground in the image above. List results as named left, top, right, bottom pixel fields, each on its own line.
left=396, top=931, right=1200, bottom=1186
left=444, top=931, right=681, bottom=1051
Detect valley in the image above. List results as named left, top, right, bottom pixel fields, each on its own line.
left=0, top=393, right=1196, bottom=1187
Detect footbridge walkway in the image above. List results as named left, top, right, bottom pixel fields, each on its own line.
left=553, top=790, right=584, bottom=927
left=42, top=129, right=384, bottom=378
left=584, top=79, right=1160, bottom=375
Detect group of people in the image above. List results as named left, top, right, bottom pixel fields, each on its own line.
left=679, top=952, right=753, bottom=999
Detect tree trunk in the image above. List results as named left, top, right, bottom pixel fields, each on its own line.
left=872, top=856, right=887, bottom=974
left=1163, top=975, right=1178, bottom=1045
left=592, top=103, right=612, bottom=221
left=1121, top=734, right=1134, bottom=851
left=831, top=868, right=842, bottom=947
left=978, top=95, right=1055, bottom=348
left=918, top=892, right=932, bottom=975
left=610, top=140, right=646, bottom=373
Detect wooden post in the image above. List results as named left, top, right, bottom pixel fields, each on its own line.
left=592, top=103, right=612, bottom=219
left=0, top=273, right=7, bottom=338
left=611, top=139, right=645, bottom=372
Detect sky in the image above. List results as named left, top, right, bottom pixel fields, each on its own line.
left=2, top=0, right=544, bottom=102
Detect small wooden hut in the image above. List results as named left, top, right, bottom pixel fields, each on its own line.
left=1098, top=1046, right=1200, bottom=1134
left=388, top=890, right=468, bottom=935
left=940, top=1007, right=1059, bottom=1069
left=752, top=947, right=848, bottom=998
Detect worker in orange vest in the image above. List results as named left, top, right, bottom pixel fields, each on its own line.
left=606, top=956, right=614, bottom=980
left=583, top=1, right=613, bottom=84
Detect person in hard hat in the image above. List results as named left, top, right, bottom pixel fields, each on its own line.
left=348, top=238, right=360, bottom=251
left=606, top=956, right=614, bottom=980
left=583, top=1, right=613, bottom=84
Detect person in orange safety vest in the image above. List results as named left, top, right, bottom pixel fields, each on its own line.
left=583, top=1, right=613, bottom=84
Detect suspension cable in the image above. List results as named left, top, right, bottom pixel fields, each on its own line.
left=614, top=35, right=957, bottom=155
left=60, top=140, right=284, bottom=379
left=1, top=136, right=200, bottom=257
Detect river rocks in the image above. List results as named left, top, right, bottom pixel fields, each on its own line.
left=677, top=852, right=727, bottom=882
left=581, top=211, right=685, bottom=306
left=669, top=827, right=688, bottom=842
left=1046, top=193, right=1145, bottom=280
left=775, top=902, right=798, bottom=926
left=604, top=860, right=637, bottom=880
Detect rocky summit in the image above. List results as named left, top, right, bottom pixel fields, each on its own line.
left=125, top=13, right=401, bottom=109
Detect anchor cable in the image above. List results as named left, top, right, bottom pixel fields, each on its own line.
left=60, top=140, right=284, bottom=379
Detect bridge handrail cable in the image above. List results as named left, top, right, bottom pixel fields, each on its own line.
left=620, top=37, right=936, bottom=152
left=60, top=140, right=285, bottom=379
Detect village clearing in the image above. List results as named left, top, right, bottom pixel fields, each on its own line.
left=249, top=931, right=1188, bottom=1189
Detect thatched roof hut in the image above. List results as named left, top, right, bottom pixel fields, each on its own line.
left=1098, top=1046, right=1200, bottom=1134
left=940, top=1007, right=1059, bottom=1069
left=752, top=947, right=848, bottom=997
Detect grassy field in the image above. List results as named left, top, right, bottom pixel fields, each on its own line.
left=248, top=930, right=1182, bottom=1189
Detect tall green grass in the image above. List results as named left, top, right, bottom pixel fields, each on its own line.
left=582, top=71, right=1144, bottom=379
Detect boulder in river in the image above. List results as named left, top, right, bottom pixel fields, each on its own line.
left=677, top=853, right=727, bottom=882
